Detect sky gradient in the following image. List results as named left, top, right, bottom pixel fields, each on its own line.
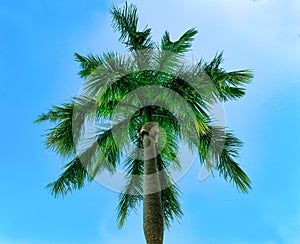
left=1, top=0, right=300, bottom=243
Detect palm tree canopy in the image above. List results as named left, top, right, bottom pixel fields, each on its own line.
left=36, top=2, right=252, bottom=229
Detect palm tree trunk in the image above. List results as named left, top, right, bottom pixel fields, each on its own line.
left=143, top=133, right=164, bottom=244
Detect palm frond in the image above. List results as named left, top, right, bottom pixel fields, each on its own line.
left=111, top=2, right=153, bottom=51
left=46, top=157, right=90, bottom=197
left=94, top=127, right=120, bottom=173
left=161, top=183, right=183, bottom=229
left=154, top=28, right=197, bottom=73
left=157, top=153, right=183, bottom=229
left=35, top=102, right=75, bottom=124
left=117, top=191, right=143, bottom=228
left=201, top=52, right=253, bottom=101
left=82, top=52, right=136, bottom=100
left=196, top=127, right=251, bottom=192
left=35, top=102, right=82, bottom=158
left=161, top=28, right=197, bottom=54
left=217, top=132, right=251, bottom=193
left=74, top=53, right=103, bottom=78
left=152, top=78, right=210, bottom=141
left=46, top=123, right=124, bottom=198
left=117, top=144, right=144, bottom=228
left=153, top=110, right=181, bottom=170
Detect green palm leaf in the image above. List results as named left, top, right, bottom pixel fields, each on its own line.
left=46, top=157, right=90, bottom=197
left=74, top=53, right=103, bottom=78
left=111, top=2, right=153, bottom=51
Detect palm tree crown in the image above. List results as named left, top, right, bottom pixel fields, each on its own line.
left=36, top=2, right=252, bottom=243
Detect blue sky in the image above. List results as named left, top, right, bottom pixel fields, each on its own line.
left=1, top=0, right=300, bottom=243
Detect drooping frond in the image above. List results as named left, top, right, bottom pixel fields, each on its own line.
left=35, top=97, right=96, bottom=158
left=94, top=127, right=120, bottom=173
left=197, top=126, right=225, bottom=164
left=157, top=153, right=183, bottom=229
left=161, top=182, right=183, bottom=229
left=46, top=123, right=125, bottom=198
left=117, top=190, right=143, bottom=228
left=46, top=157, right=90, bottom=197
left=217, top=132, right=251, bottom=193
left=197, top=127, right=251, bottom=193
left=117, top=142, right=144, bottom=228
left=84, top=117, right=138, bottom=179
left=35, top=102, right=81, bottom=158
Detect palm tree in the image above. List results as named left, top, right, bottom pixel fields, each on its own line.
left=35, top=2, right=253, bottom=244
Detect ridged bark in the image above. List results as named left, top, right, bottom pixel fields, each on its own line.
left=143, top=134, right=164, bottom=244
